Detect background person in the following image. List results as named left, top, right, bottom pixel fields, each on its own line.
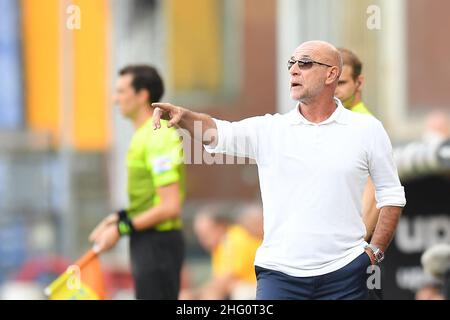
left=180, top=204, right=262, bottom=300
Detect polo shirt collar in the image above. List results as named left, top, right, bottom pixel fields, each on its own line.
left=288, top=97, right=348, bottom=126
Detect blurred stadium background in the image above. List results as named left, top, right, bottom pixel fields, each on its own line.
left=0, top=0, right=449, bottom=299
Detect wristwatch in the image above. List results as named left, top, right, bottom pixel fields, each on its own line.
left=365, top=244, right=385, bottom=264
left=117, top=209, right=135, bottom=236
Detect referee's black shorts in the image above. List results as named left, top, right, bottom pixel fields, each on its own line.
left=129, top=228, right=184, bottom=300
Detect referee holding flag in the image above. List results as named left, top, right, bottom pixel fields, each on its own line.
left=89, top=65, right=185, bottom=300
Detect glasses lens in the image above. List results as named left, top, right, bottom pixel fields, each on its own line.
left=287, top=59, right=314, bottom=71
left=287, top=60, right=295, bottom=70
left=298, top=60, right=313, bottom=69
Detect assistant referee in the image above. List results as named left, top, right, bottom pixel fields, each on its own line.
left=89, top=65, right=185, bottom=299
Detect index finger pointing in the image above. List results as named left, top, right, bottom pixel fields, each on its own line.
left=151, top=102, right=173, bottom=111
left=152, top=107, right=163, bottom=130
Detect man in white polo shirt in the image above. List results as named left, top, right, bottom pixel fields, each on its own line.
left=151, top=40, right=406, bottom=300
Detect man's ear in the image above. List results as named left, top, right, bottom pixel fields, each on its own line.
left=356, top=75, right=365, bottom=91
left=137, top=89, right=151, bottom=105
left=326, top=66, right=340, bottom=85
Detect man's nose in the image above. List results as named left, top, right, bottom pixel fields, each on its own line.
left=289, top=62, right=300, bottom=75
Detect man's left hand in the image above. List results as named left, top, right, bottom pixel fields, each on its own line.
left=93, top=224, right=120, bottom=253
left=364, top=247, right=376, bottom=265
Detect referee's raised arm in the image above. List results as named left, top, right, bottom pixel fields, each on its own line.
left=152, top=102, right=218, bottom=147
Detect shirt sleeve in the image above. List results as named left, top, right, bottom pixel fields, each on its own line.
left=368, top=120, right=406, bottom=209
left=204, top=115, right=269, bottom=160
left=146, top=128, right=184, bottom=188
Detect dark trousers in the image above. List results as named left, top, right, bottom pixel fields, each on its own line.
left=129, top=229, right=184, bottom=300
left=256, top=252, right=371, bottom=300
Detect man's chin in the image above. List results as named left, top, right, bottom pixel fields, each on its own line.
left=290, top=93, right=302, bottom=101
left=291, top=93, right=310, bottom=102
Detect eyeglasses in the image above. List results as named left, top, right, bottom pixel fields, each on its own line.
left=287, top=58, right=334, bottom=71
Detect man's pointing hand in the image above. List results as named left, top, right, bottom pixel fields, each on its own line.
left=152, top=102, right=184, bottom=130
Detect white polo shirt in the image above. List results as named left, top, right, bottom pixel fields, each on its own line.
left=204, top=98, right=406, bottom=277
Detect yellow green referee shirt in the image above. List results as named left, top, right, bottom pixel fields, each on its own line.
left=349, top=101, right=372, bottom=116
left=126, top=118, right=185, bottom=231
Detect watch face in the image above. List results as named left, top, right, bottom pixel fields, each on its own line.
left=376, top=251, right=384, bottom=262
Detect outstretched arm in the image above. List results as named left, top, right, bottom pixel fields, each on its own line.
left=152, top=102, right=218, bottom=147
left=152, top=102, right=268, bottom=160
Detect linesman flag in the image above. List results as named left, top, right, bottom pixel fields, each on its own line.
left=45, top=249, right=106, bottom=300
